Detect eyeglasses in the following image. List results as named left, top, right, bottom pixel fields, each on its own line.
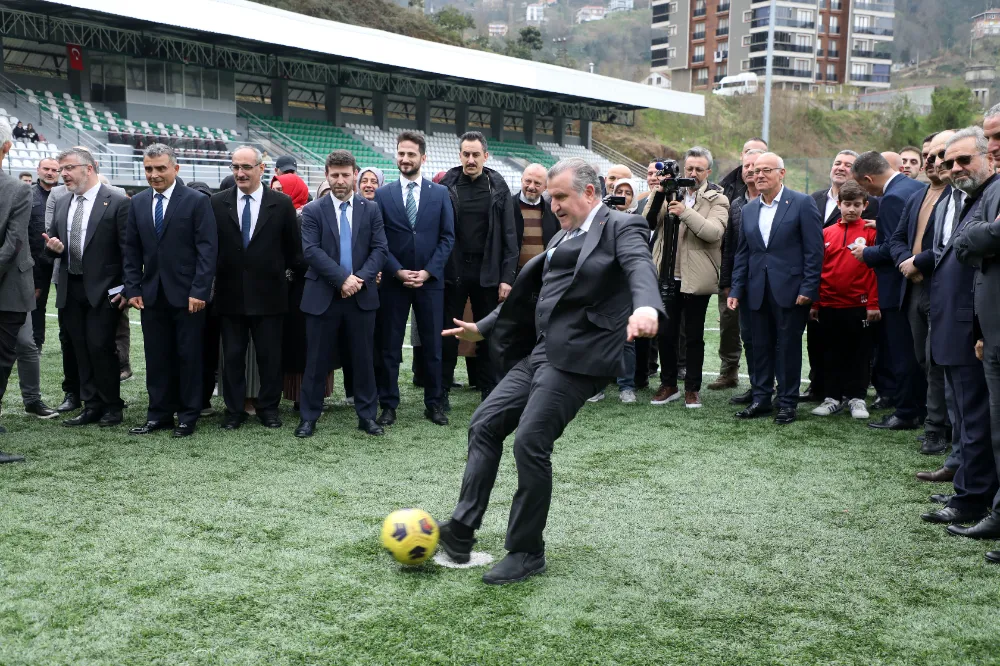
left=58, top=164, right=87, bottom=173
left=939, top=152, right=985, bottom=171
left=926, top=149, right=947, bottom=166
left=751, top=167, right=779, bottom=176
left=230, top=162, right=261, bottom=172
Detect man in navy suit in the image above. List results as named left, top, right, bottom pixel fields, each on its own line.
left=729, top=152, right=823, bottom=425
left=124, top=144, right=217, bottom=438
left=850, top=151, right=927, bottom=430
left=294, top=150, right=388, bottom=438
left=918, top=127, right=999, bottom=529
left=373, top=131, right=455, bottom=428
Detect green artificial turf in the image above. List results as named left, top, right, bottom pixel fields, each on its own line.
left=2, top=298, right=999, bottom=665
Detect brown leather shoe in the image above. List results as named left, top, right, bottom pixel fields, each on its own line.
left=916, top=466, right=956, bottom=483
left=707, top=375, right=738, bottom=390
left=684, top=391, right=702, bottom=409
left=650, top=385, right=681, bottom=405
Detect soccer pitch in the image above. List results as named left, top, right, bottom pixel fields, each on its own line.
left=1, top=301, right=998, bottom=665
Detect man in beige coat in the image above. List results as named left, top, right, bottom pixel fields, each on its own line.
left=645, top=146, right=729, bottom=408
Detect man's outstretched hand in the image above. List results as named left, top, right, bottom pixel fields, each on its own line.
left=442, top=318, right=484, bottom=342
left=627, top=312, right=658, bottom=341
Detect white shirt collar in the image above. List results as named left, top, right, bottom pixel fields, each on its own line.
left=761, top=185, right=784, bottom=208
left=519, top=191, right=542, bottom=205
left=331, top=191, right=353, bottom=207
left=883, top=171, right=899, bottom=193
left=827, top=188, right=838, bottom=203
left=400, top=173, right=421, bottom=187
left=575, top=202, right=602, bottom=234
left=77, top=181, right=101, bottom=201
left=155, top=181, right=177, bottom=200
left=239, top=183, right=262, bottom=202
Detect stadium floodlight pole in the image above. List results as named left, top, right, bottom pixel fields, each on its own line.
left=761, top=0, right=777, bottom=145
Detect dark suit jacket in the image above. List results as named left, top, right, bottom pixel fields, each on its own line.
left=374, top=178, right=455, bottom=290
left=211, top=186, right=301, bottom=316
left=956, top=179, right=1000, bottom=347
left=511, top=192, right=559, bottom=252
left=929, top=175, right=996, bottom=366
left=730, top=187, right=824, bottom=311
left=887, top=184, right=948, bottom=305
left=299, top=193, right=388, bottom=315
left=860, top=174, right=926, bottom=310
left=47, top=184, right=129, bottom=309
left=124, top=183, right=217, bottom=308
left=476, top=205, right=665, bottom=378
left=811, top=187, right=880, bottom=228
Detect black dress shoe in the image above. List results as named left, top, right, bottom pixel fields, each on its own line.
left=98, top=409, right=123, bottom=427
left=947, top=514, right=1000, bottom=539
left=729, top=388, right=753, bottom=405
left=173, top=423, right=195, bottom=438
left=357, top=418, right=384, bottom=436
left=868, top=414, right=920, bottom=430
left=0, top=450, right=24, bottom=464
left=921, top=506, right=988, bottom=524
left=871, top=395, right=895, bottom=410
left=294, top=420, right=316, bottom=438
left=24, top=401, right=59, bottom=419
left=258, top=412, right=282, bottom=428
left=774, top=407, right=797, bottom=425
left=63, top=408, right=102, bottom=427
left=376, top=407, right=396, bottom=426
left=930, top=493, right=953, bottom=505
left=482, top=551, right=547, bottom=585
left=916, top=466, right=956, bottom=483
left=438, top=520, right=475, bottom=564
left=797, top=389, right=819, bottom=403
left=986, top=551, right=1000, bottom=563
left=735, top=401, right=773, bottom=419
left=57, top=392, right=80, bottom=413
left=221, top=412, right=247, bottom=430
left=425, top=405, right=448, bottom=426
left=129, top=420, right=175, bottom=435
left=920, top=432, right=947, bottom=455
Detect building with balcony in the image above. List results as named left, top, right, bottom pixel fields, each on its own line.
left=650, top=0, right=894, bottom=93
left=972, top=9, right=1000, bottom=40
left=526, top=4, right=546, bottom=23
left=488, top=22, right=508, bottom=37
left=607, top=0, right=636, bottom=13
left=576, top=5, right=608, bottom=23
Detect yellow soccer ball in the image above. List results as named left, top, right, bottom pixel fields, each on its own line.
left=381, top=508, right=439, bottom=566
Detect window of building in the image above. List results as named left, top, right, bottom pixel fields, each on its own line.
left=741, top=59, right=750, bottom=70
left=827, top=63, right=836, bottom=78
left=743, top=9, right=752, bottom=22
left=742, top=34, right=751, bottom=46
left=668, top=24, right=678, bottom=36
left=695, top=68, right=709, bottom=84
left=693, top=44, right=706, bottom=62
left=829, top=16, right=839, bottom=33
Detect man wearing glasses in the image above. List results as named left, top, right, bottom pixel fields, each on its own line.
left=210, top=146, right=301, bottom=431
left=647, top=146, right=729, bottom=410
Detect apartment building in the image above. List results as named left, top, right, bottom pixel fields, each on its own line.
left=650, top=0, right=894, bottom=94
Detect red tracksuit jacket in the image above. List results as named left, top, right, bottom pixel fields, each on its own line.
left=815, top=217, right=879, bottom=310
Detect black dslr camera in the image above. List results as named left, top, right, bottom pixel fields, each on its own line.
left=655, top=159, right=697, bottom=201
left=602, top=194, right=627, bottom=207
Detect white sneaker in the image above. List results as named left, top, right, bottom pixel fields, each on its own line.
left=587, top=391, right=605, bottom=403
left=811, top=398, right=842, bottom=416
left=848, top=398, right=869, bottom=420
left=619, top=389, right=636, bottom=404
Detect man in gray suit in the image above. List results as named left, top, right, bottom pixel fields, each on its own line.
left=0, top=119, right=38, bottom=463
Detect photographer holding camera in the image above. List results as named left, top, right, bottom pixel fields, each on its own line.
left=643, top=147, right=729, bottom=409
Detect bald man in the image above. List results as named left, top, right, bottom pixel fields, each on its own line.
left=512, top=163, right=558, bottom=269
left=605, top=165, right=633, bottom=194
left=882, top=151, right=903, bottom=174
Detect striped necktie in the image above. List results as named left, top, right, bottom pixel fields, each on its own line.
left=405, top=181, right=418, bottom=228
left=154, top=193, right=165, bottom=240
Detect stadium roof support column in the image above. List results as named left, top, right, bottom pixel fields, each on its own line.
left=68, top=47, right=91, bottom=102
left=455, top=102, right=469, bottom=136
left=271, top=77, right=289, bottom=121
left=416, top=98, right=430, bottom=135
left=372, top=91, right=389, bottom=132
left=324, top=84, right=342, bottom=127
left=524, top=111, right=536, bottom=145
left=579, top=118, right=592, bottom=150
left=553, top=114, right=565, bottom=146
left=490, top=107, right=503, bottom=143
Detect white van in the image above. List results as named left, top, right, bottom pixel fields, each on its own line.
left=713, top=73, right=759, bottom=96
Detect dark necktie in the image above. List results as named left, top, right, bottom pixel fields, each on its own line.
left=69, top=195, right=85, bottom=274
left=405, top=181, right=418, bottom=229
left=154, top=192, right=165, bottom=240
left=544, top=228, right=583, bottom=271
left=241, top=194, right=252, bottom=248
left=339, top=200, right=353, bottom=275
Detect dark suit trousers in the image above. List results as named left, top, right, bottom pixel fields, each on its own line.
left=62, top=276, right=123, bottom=411
left=32, top=260, right=53, bottom=349
left=981, top=345, right=1000, bottom=513
left=906, top=283, right=948, bottom=436
left=0, top=311, right=24, bottom=405
left=443, top=275, right=499, bottom=394
left=377, top=281, right=443, bottom=409
left=57, top=306, right=80, bottom=395
left=945, top=363, right=997, bottom=512
left=805, top=319, right=825, bottom=396
left=817, top=307, right=870, bottom=400
left=657, top=281, right=710, bottom=391
left=452, top=341, right=606, bottom=553
left=881, top=307, right=926, bottom=421
left=140, top=293, right=205, bottom=424
left=301, top=298, right=376, bottom=422
left=750, top=277, right=808, bottom=409
left=220, top=314, right=283, bottom=417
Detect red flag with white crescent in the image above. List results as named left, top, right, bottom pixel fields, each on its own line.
left=67, top=44, right=83, bottom=71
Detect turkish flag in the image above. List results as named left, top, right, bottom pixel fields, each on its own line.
left=67, top=44, right=83, bottom=71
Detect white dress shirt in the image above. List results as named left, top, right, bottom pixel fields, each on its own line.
left=236, top=184, right=263, bottom=239
left=399, top=173, right=422, bottom=213
left=66, top=181, right=102, bottom=245
left=824, top=188, right=839, bottom=222
left=882, top=171, right=900, bottom=194
left=331, top=192, right=354, bottom=232
left=151, top=181, right=177, bottom=221
left=942, top=188, right=966, bottom=246
left=758, top=185, right=785, bottom=247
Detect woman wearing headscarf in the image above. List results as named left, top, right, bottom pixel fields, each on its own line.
left=356, top=167, right=384, bottom=201
left=273, top=173, right=310, bottom=211
left=613, top=178, right=642, bottom=214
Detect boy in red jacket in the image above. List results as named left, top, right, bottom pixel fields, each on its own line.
left=810, top=180, right=880, bottom=419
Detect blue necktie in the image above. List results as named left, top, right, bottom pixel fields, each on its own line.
left=241, top=194, right=252, bottom=248
left=339, top=200, right=353, bottom=275
left=154, top=193, right=164, bottom=240
left=405, top=181, right=418, bottom=229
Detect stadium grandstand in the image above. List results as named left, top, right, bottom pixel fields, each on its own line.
left=0, top=0, right=703, bottom=191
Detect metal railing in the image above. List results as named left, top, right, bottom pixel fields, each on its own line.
left=237, top=105, right=325, bottom=164
left=591, top=140, right=645, bottom=176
